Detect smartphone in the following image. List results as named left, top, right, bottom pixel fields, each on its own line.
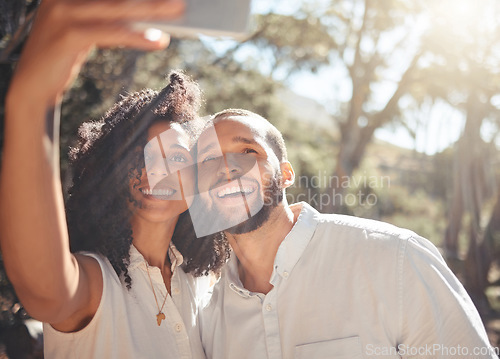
left=134, top=0, right=253, bottom=39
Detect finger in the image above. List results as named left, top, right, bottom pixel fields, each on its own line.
left=68, top=24, right=171, bottom=50
left=54, top=0, right=185, bottom=24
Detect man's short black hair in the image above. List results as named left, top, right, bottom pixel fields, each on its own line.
left=212, top=109, right=288, bottom=162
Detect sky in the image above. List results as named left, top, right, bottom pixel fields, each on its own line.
left=286, top=67, right=466, bottom=156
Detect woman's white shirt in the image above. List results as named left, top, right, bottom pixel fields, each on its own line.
left=43, top=244, right=208, bottom=359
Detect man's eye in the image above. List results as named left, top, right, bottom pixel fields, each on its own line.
left=169, top=153, right=187, bottom=163
left=243, top=148, right=257, bottom=154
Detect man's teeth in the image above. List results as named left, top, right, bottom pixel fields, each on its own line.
left=141, top=188, right=174, bottom=196
left=217, top=186, right=254, bottom=198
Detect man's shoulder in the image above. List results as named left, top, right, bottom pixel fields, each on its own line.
left=308, top=207, right=415, bottom=240
left=291, top=201, right=415, bottom=247
left=296, top=202, right=407, bottom=233
left=305, top=207, right=443, bottom=263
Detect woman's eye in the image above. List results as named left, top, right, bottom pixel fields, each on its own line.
left=144, top=152, right=158, bottom=163
left=169, top=153, right=187, bottom=163
left=202, top=155, right=217, bottom=163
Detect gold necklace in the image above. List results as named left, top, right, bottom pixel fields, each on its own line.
left=145, top=261, right=168, bottom=326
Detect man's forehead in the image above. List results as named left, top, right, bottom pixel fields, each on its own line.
left=197, top=115, right=270, bottom=154
left=213, top=114, right=268, bottom=133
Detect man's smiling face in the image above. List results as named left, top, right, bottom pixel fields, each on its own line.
left=194, top=115, right=283, bottom=235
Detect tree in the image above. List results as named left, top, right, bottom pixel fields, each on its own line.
left=216, top=0, right=427, bottom=213
left=405, top=0, right=500, bottom=311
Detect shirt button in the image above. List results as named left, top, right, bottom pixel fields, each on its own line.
left=283, top=271, right=289, bottom=278
left=174, top=323, right=183, bottom=332
left=265, top=304, right=272, bottom=311
left=173, top=287, right=180, bottom=295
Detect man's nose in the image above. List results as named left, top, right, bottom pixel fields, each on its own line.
left=218, top=154, right=242, bottom=180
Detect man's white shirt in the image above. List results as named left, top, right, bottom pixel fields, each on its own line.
left=200, top=202, right=496, bottom=359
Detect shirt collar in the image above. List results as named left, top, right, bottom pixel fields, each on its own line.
left=167, top=242, right=184, bottom=271
left=271, top=202, right=319, bottom=281
left=226, top=202, right=319, bottom=295
left=129, top=242, right=184, bottom=272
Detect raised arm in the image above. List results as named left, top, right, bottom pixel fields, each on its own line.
left=0, top=0, right=183, bottom=328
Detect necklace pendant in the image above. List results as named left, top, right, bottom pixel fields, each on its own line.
left=156, top=312, right=166, bottom=326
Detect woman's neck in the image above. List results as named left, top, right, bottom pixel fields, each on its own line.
left=131, top=215, right=178, bottom=269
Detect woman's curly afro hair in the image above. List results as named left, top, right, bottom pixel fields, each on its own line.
left=66, top=71, right=230, bottom=288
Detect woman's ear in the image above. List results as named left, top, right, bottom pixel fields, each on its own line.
left=280, top=162, right=295, bottom=189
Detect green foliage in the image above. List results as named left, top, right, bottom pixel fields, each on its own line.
left=197, top=65, right=282, bottom=117
left=284, top=118, right=337, bottom=205
left=381, top=187, right=446, bottom=245
left=248, top=12, right=335, bottom=75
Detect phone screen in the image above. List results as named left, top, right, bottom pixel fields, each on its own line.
left=134, top=0, right=253, bottom=39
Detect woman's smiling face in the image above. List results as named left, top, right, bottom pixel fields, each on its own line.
left=129, top=121, right=195, bottom=223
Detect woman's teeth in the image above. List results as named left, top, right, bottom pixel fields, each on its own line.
left=141, top=188, right=174, bottom=196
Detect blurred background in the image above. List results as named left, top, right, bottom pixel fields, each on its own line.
left=1, top=0, right=500, bottom=357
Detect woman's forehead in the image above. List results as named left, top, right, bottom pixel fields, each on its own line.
left=146, top=121, right=191, bottom=150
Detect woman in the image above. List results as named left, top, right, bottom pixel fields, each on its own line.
left=0, top=0, right=228, bottom=357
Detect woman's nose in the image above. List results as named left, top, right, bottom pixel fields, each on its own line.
left=148, top=170, right=168, bottom=176
left=147, top=160, right=169, bottom=177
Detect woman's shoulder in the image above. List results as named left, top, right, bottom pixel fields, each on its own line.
left=76, top=251, right=121, bottom=286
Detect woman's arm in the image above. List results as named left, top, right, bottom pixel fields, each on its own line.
left=0, top=0, right=183, bottom=329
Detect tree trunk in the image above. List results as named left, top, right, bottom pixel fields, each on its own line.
left=482, top=190, right=500, bottom=268
left=459, top=95, right=491, bottom=314
left=443, top=166, right=464, bottom=272
left=321, top=48, right=421, bottom=214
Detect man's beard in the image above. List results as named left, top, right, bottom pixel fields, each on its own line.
left=225, top=173, right=283, bottom=235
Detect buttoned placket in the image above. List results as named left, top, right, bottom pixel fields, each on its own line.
left=227, top=265, right=286, bottom=359
left=138, top=244, right=193, bottom=359
left=221, top=203, right=318, bottom=359
left=260, top=266, right=285, bottom=359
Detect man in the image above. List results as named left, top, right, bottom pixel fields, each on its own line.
left=194, top=109, right=497, bottom=359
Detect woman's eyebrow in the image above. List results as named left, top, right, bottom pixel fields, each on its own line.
left=169, top=143, right=190, bottom=151
left=156, top=136, right=190, bottom=158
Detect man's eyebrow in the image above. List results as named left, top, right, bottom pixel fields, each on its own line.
left=198, top=136, right=257, bottom=156
left=233, top=136, right=257, bottom=145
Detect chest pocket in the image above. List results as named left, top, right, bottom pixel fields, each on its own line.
left=294, top=336, right=363, bottom=359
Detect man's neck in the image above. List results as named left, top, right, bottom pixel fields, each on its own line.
left=227, top=203, right=300, bottom=294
